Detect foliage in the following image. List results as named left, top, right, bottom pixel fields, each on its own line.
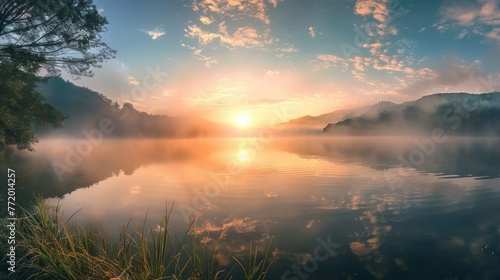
left=0, top=62, right=65, bottom=150
left=0, top=0, right=115, bottom=77
left=324, top=92, right=500, bottom=135
left=0, top=0, right=115, bottom=150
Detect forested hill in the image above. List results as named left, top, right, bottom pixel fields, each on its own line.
left=36, top=77, right=228, bottom=138
left=323, top=92, right=500, bottom=136
left=281, top=101, right=396, bottom=129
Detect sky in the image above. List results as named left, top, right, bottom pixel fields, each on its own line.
left=65, top=0, right=500, bottom=126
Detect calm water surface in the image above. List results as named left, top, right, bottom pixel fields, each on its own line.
left=2, top=136, right=500, bottom=279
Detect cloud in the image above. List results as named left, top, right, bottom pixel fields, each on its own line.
left=186, top=25, right=219, bottom=45
left=231, top=26, right=272, bottom=47
left=186, top=23, right=273, bottom=48
left=352, top=0, right=408, bottom=71
left=193, top=49, right=218, bottom=67
left=436, top=0, right=500, bottom=41
left=317, top=54, right=346, bottom=63
left=266, top=70, right=281, bottom=78
left=362, top=41, right=386, bottom=55
left=268, top=0, right=283, bottom=8
left=180, top=43, right=196, bottom=50
left=349, top=1, right=422, bottom=86
left=487, top=27, right=500, bottom=40
left=315, top=54, right=349, bottom=71
left=354, top=0, right=407, bottom=36
left=200, top=16, right=214, bottom=25
left=127, top=76, right=140, bottom=86
left=274, top=46, right=299, bottom=57
left=347, top=54, right=419, bottom=78
left=277, top=47, right=298, bottom=53
left=457, top=29, right=470, bottom=39
left=351, top=56, right=368, bottom=71
left=142, top=28, right=166, bottom=40
left=186, top=0, right=281, bottom=53
left=439, top=0, right=500, bottom=26
left=355, top=0, right=390, bottom=23
left=399, top=57, right=500, bottom=95
left=309, top=26, right=316, bottom=38
left=97, top=8, right=104, bottom=14
left=192, top=0, right=280, bottom=24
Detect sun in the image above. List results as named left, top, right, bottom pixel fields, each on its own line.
left=233, top=113, right=251, bottom=128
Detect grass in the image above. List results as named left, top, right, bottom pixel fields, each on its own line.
left=0, top=198, right=273, bottom=280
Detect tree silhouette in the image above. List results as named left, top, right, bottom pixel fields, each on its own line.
left=0, top=61, right=65, bottom=150
left=0, top=0, right=115, bottom=150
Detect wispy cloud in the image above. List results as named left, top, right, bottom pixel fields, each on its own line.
left=309, top=26, right=316, bottom=38
left=487, top=27, right=500, bottom=40
left=269, top=0, right=283, bottom=8
left=192, top=0, right=280, bottom=24
left=315, top=54, right=349, bottom=71
left=363, top=41, right=385, bottom=55
left=186, top=23, right=273, bottom=49
left=193, top=49, right=218, bottom=67
left=127, top=76, right=140, bottom=86
left=142, top=28, right=166, bottom=40
left=399, top=57, right=500, bottom=95
left=275, top=46, right=299, bottom=57
left=277, top=46, right=299, bottom=53
left=186, top=0, right=282, bottom=52
left=265, top=70, right=281, bottom=78
left=354, top=0, right=406, bottom=36
left=436, top=0, right=500, bottom=41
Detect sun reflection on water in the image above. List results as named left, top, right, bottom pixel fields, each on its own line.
left=238, top=149, right=249, bottom=162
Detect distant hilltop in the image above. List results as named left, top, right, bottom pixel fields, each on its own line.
left=322, top=92, right=500, bottom=136
left=36, top=77, right=231, bottom=138
left=36, top=78, right=500, bottom=137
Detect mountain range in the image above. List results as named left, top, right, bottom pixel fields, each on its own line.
left=280, top=101, right=396, bottom=132
left=36, top=77, right=231, bottom=138
left=322, top=92, right=500, bottom=136
left=36, top=77, right=500, bottom=137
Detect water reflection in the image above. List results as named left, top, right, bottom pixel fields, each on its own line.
left=272, top=136, right=500, bottom=179
left=2, top=136, right=499, bottom=204
left=0, top=138, right=225, bottom=206
left=1, top=137, right=500, bottom=279
left=238, top=149, right=250, bottom=162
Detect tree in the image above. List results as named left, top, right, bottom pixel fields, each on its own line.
left=0, top=0, right=116, bottom=150
left=0, top=61, right=65, bottom=150
left=0, top=0, right=116, bottom=77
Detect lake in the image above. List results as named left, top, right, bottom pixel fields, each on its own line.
left=2, top=136, right=500, bottom=279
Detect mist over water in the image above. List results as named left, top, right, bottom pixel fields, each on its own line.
left=1, top=136, right=500, bottom=279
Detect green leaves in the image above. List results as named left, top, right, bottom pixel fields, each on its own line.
left=0, top=0, right=115, bottom=150
left=0, top=0, right=115, bottom=76
left=0, top=61, right=65, bottom=150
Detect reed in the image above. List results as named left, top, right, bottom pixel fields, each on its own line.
left=0, top=198, right=273, bottom=280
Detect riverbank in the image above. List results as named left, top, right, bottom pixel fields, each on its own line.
left=0, top=198, right=272, bottom=279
